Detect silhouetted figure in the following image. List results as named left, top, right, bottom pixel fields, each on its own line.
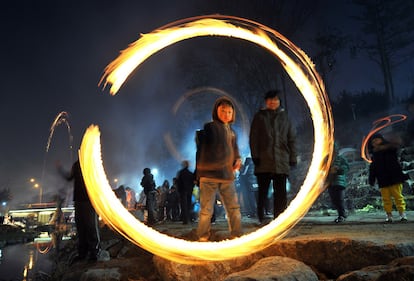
left=176, top=161, right=196, bottom=224
left=49, top=197, right=66, bottom=253
left=114, top=185, right=127, bottom=207
left=166, top=184, right=180, bottom=221
left=238, top=157, right=258, bottom=217
left=156, top=180, right=169, bottom=221
left=58, top=159, right=100, bottom=262
left=141, top=168, right=157, bottom=225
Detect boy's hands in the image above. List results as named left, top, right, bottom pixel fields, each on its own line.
left=233, top=159, right=242, bottom=171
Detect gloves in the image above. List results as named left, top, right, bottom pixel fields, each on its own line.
left=252, top=158, right=260, bottom=166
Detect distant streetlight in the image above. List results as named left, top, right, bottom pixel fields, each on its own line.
left=29, top=178, right=43, bottom=204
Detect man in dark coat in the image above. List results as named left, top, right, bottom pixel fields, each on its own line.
left=249, top=90, right=297, bottom=224
left=141, top=167, right=157, bottom=225
left=176, top=160, right=195, bottom=224
left=58, top=159, right=100, bottom=262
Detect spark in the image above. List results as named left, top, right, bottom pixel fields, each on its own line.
left=81, top=15, right=333, bottom=263
left=361, top=114, right=407, bottom=163
left=46, top=111, right=73, bottom=153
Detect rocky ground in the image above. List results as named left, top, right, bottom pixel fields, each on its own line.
left=50, top=210, right=414, bottom=281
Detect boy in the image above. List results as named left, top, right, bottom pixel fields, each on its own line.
left=327, top=142, right=349, bottom=223
left=368, top=133, right=408, bottom=222
left=195, top=96, right=242, bottom=241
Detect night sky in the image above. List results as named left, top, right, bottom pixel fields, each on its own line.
left=1, top=1, right=412, bottom=207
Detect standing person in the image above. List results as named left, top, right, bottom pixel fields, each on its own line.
left=125, top=186, right=137, bottom=210
left=176, top=160, right=196, bottom=224
left=156, top=180, right=169, bottom=222
left=57, top=159, right=100, bottom=262
left=195, top=96, right=242, bottom=241
left=113, top=185, right=127, bottom=207
left=141, top=168, right=157, bottom=226
left=368, top=133, right=408, bottom=222
left=249, top=90, right=297, bottom=224
left=238, top=157, right=258, bottom=218
left=165, top=183, right=180, bottom=221
left=49, top=196, right=66, bottom=252
left=327, top=142, right=349, bottom=223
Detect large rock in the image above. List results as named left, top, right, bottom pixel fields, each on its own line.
left=153, top=255, right=258, bottom=281
left=260, top=237, right=414, bottom=277
left=80, top=268, right=121, bottom=281
left=337, top=256, right=414, bottom=281
left=224, top=256, right=318, bottom=281
left=57, top=221, right=414, bottom=281
left=152, top=238, right=414, bottom=280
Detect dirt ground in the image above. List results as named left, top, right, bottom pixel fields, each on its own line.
left=57, top=210, right=413, bottom=281
left=152, top=210, right=414, bottom=243
left=285, top=210, right=414, bottom=243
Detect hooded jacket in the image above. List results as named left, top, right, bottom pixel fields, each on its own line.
left=328, top=147, right=349, bottom=188
left=195, top=96, right=241, bottom=181
left=368, top=136, right=407, bottom=188
left=249, top=106, right=297, bottom=175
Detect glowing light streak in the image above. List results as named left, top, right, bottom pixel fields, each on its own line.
left=42, top=111, right=74, bottom=205
left=46, top=111, right=73, bottom=153
left=35, top=242, right=52, bottom=254
left=361, top=114, right=407, bottom=163
left=82, top=15, right=333, bottom=263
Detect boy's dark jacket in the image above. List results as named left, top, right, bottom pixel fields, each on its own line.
left=195, top=97, right=240, bottom=181
left=368, top=140, right=408, bottom=188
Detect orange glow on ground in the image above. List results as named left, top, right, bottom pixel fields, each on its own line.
left=80, top=15, right=334, bottom=264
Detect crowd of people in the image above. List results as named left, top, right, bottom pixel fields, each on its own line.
left=58, top=90, right=411, bottom=250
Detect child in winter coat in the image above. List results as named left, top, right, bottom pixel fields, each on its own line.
left=368, top=133, right=408, bottom=222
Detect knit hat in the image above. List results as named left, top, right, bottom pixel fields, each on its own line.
left=264, top=90, right=281, bottom=100
left=370, top=133, right=384, bottom=141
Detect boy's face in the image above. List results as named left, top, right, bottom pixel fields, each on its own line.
left=217, top=104, right=234, bottom=124
left=371, top=137, right=383, bottom=147
left=265, top=97, right=280, bottom=110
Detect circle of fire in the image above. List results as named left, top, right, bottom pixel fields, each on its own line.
left=80, top=15, right=334, bottom=263
left=360, top=114, right=407, bottom=163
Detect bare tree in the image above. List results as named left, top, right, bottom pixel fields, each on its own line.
left=312, top=28, right=349, bottom=100
left=351, top=0, right=414, bottom=103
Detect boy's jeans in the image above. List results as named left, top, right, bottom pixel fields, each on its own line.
left=196, top=179, right=242, bottom=241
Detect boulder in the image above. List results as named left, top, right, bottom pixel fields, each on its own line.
left=337, top=256, right=414, bottom=281
left=224, top=256, right=318, bottom=281
left=260, top=237, right=414, bottom=277
left=79, top=268, right=121, bottom=281
left=153, top=255, right=257, bottom=281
